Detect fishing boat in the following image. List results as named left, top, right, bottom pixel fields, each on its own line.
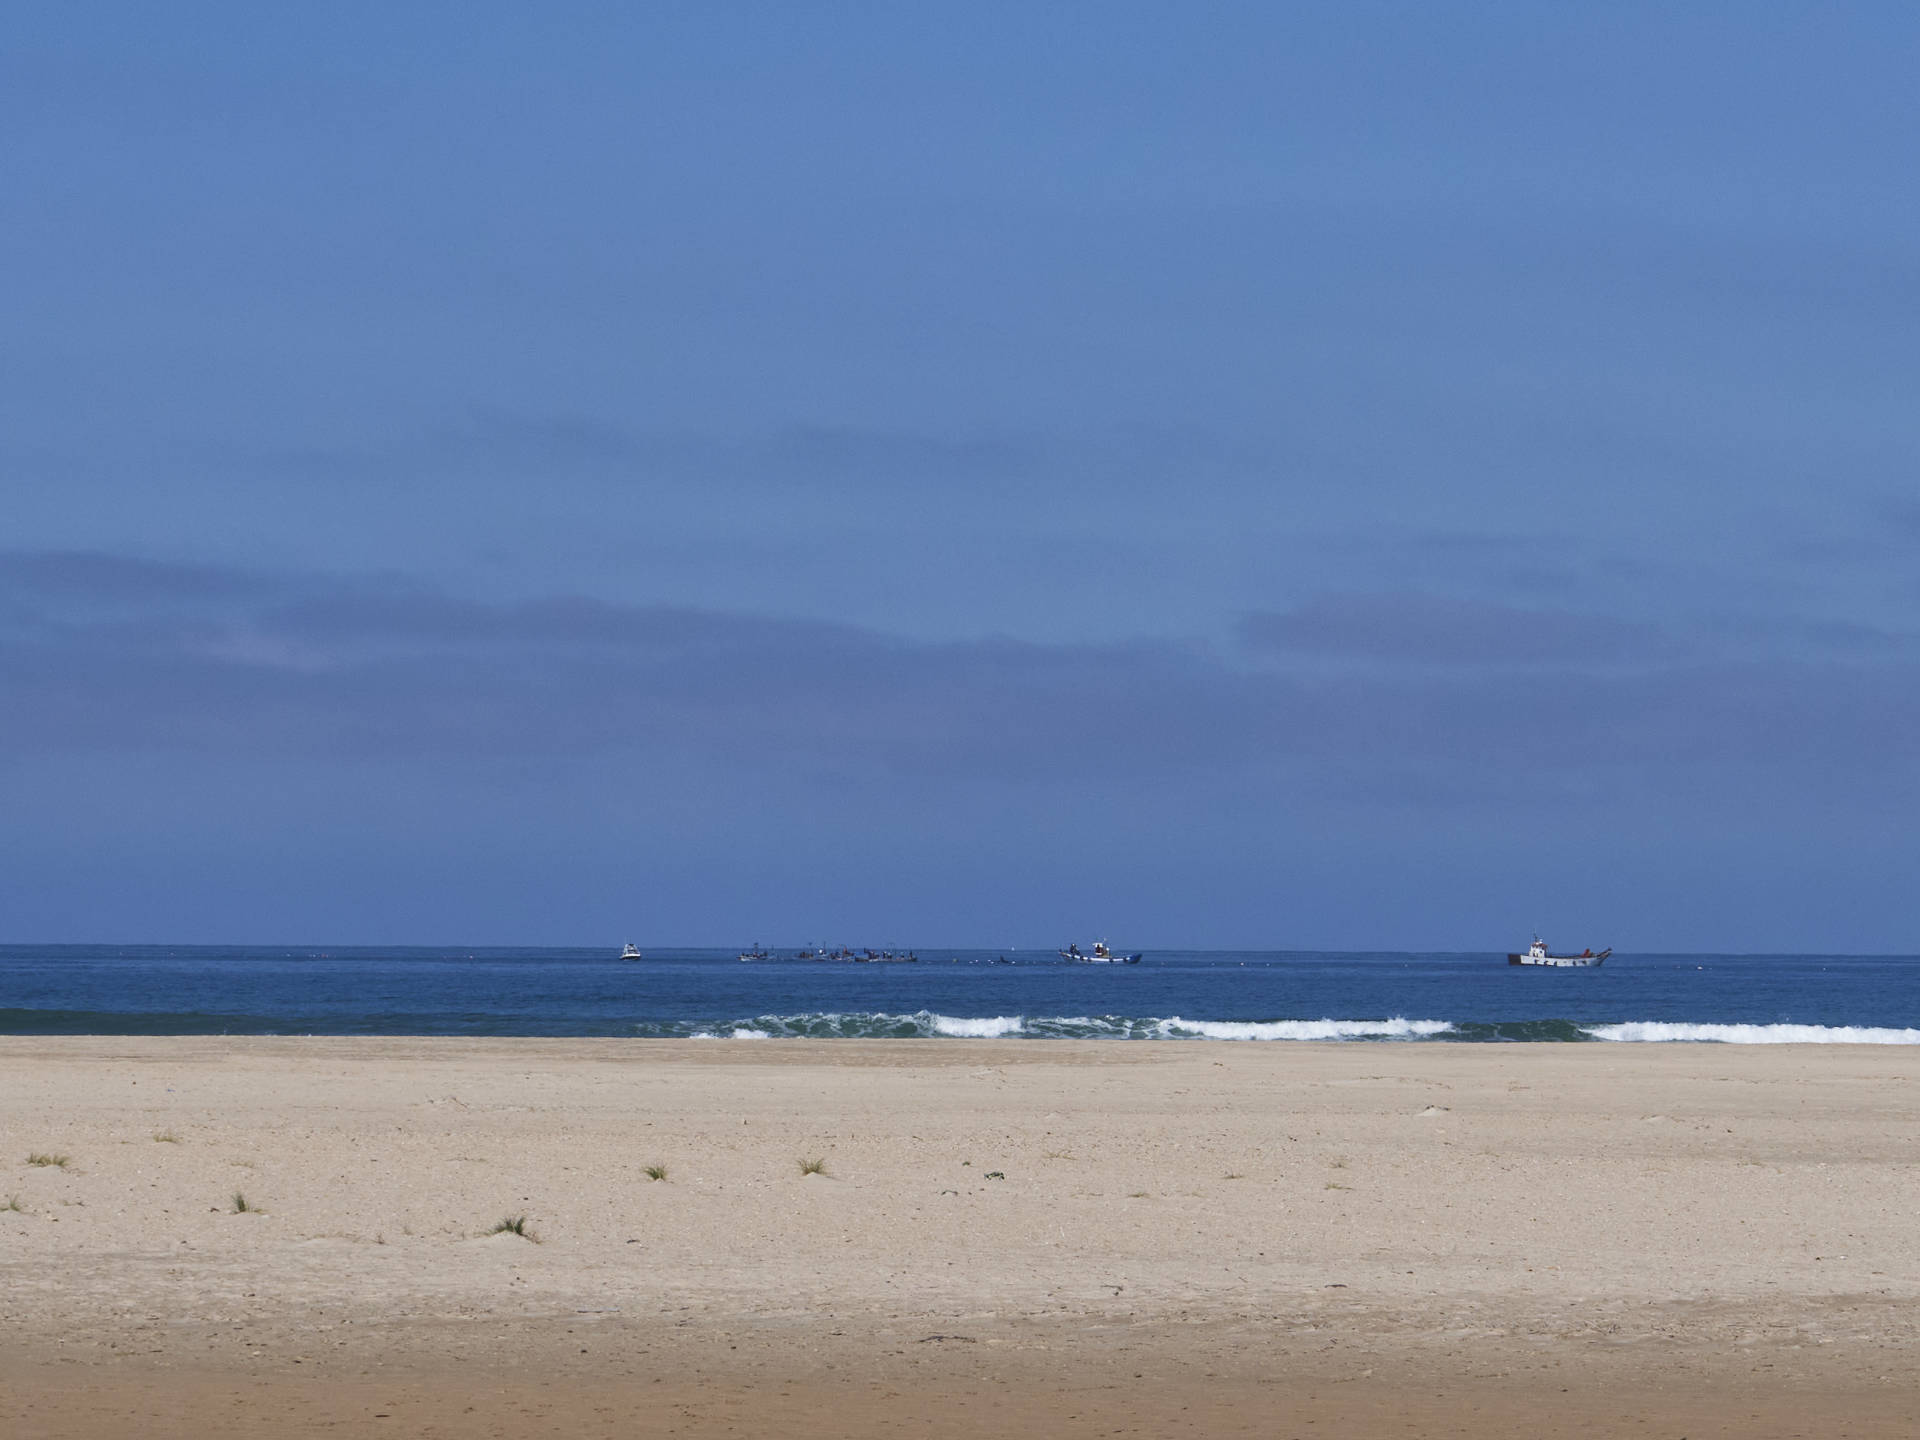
left=619, top=942, right=643, bottom=961
left=1059, top=940, right=1142, bottom=964
left=1508, top=936, right=1609, bottom=968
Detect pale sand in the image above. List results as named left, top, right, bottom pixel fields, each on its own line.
left=3, top=1037, right=1918, bottom=1437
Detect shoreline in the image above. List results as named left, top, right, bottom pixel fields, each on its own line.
left=9, top=1021, right=1920, bottom=1043
left=6, top=1037, right=1918, bottom=1436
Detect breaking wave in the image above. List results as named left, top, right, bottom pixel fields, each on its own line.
left=8, top=1008, right=1913, bottom=1044
left=663, top=1011, right=1455, bottom=1041
left=1583, top=1021, right=1920, bottom=1044
left=659, top=1014, right=1920, bottom=1043
left=1156, top=1017, right=1455, bottom=1040
left=931, top=1014, right=1027, bottom=1037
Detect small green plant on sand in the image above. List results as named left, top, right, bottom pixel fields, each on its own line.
left=489, top=1214, right=537, bottom=1240
left=26, top=1153, right=70, bottom=1169
left=642, top=1164, right=668, bottom=1181
left=797, top=1157, right=829, bottom=1176
left=2, top=1195, right=24, bottom=1213
left=230, top=1191, right=259, bottom=1213
left=153, top=1132, right=182, bottom=1144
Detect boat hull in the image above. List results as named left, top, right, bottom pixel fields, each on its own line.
left=1508, top=950, right=1608, bottom=967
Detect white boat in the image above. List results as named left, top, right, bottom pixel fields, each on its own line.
left=619, top=942, right=644, bottom=961
left=1508, top=936, right=1609, bottom=968
left=1059, top=940, right=1142, bottom=964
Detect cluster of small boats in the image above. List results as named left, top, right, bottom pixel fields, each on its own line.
left=619, top=940, right=1145, bottom=964
left=738, top=945, right=919, bottom=963
left=620, top=936, right=1604, bottom=967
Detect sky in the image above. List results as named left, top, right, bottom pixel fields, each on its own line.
left=4, top=3, right=1919, bottom=949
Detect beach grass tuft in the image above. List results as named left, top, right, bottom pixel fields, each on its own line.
left=797, top=1156, right=829, bottom=1176
left=642, top=1164, right=669, bottom=1181
left=489, top=1214, right=537, bottom=1240
left=153, top=1132, right=182, bottom=1144
left=26, top=1153, right=70, bottom=1169
left=2, top=1195, right=24, bottom=1213
left=230, top=1191, right=258, bottom=1213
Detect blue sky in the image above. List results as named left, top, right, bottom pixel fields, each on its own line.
left=5, top=3, right=1919, bottom=948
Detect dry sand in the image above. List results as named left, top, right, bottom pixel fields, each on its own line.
left=3, top=1036, right=1918, bottom=1437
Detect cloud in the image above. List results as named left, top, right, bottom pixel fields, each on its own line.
left=1237, top=593, right=1685, bottom=668
left=772, top=423, right=1036, bottom=481
left=0, top=551, right=1261, bottom=780
left=4, top=552, right=1920, bottom=809
left=0, top=550, right=266, bottom=606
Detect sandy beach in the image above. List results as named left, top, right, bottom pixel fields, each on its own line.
left=3, top=1036, right=1917, bottom=1437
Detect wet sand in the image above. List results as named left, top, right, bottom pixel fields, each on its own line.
left=4, top=1036, right=1918, bottom=1437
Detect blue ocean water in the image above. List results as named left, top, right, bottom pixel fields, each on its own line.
left=3, top=945, right=1919, bottom=1041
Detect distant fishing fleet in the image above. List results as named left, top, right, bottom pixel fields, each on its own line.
left=615, top=940, right=1149, bottom=964
left=618, top=935, right=1610, bottom=967
left=738, top=945, right=921, bottom=963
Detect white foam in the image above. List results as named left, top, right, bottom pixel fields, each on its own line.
left=1584, top=1021, right=1920, bottom=1045
left=672, top=1012, right=1460, bottom=1041
left=929, top=1014, right=1025, bottom=1038
left=1155, top=1017, right=1455, bottom=1041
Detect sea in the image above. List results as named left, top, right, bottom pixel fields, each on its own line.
left=3, top=945, right=1919, bottom=1042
